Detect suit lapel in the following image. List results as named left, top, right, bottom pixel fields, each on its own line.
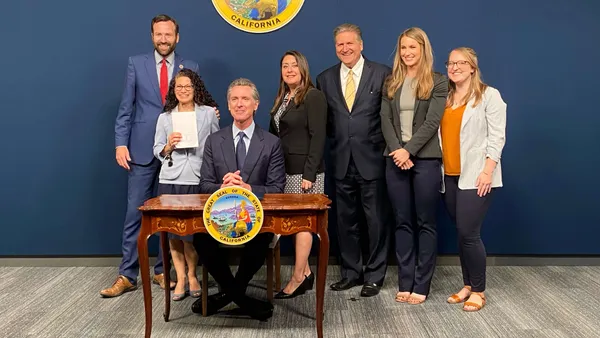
left=354, top=61, right=373, bottom=106
left=145, top=53, right=162, bottom=104
left=278, top=97, right=295, bottom=120
left=220, top=126, right=237, bottom=173
left=394, top=83, right=403, bottom=113
left=332, top=63, right=349, bottom=112
left=460, top=97, right=477, bottom=132
left=172, top=53, right=183, bottom=78
left=241, top=127, right=265, bottom=181
left=414, top=99, right=422, bottom=120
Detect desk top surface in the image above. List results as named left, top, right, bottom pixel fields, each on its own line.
left=140, top=194, right=332, bottom=212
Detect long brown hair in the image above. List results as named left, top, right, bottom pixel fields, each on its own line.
left=271, top=50, right=315, bottom=113
left=446, top=47, right=488, bottom=108
left=385, top=27, right=434, bottom=100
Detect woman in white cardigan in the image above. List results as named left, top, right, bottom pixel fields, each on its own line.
left=440, top=47, right=507, bottom=312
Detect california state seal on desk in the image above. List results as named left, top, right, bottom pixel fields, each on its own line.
left=204, top=187, right=264, bottom=245
left=212, top=0, right=305, bottom=33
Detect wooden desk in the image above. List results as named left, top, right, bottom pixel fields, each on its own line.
left=138, top=194, right=332, bottom=338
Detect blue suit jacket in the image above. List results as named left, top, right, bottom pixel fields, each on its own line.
left=114, top=52, right=200, bottom=165
left=199, top=124, right=286, bottom=196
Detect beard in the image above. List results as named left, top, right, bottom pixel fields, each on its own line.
left=154, top=42, right=177, bottom=57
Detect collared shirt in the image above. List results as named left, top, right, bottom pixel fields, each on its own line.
left=154, top=50, right=175, bottom=84
left=232, top=121, right=255, bottom=153
left=340, top=54, right=365, bottom=97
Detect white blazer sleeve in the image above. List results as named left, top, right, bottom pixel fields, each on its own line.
left=484, top=88, right=507, bottom=162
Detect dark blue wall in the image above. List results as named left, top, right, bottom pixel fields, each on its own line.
left=2, top=0, right=599, bottom=256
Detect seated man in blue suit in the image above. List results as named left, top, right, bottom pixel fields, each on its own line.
left=101, top=14, right=218, bottom=297
left=191, top=78, right=286, bottom=320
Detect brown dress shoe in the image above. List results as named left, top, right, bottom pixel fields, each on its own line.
left=100, top=275, right=136, bottom=298
left=153, top=273, right=176, bottom=290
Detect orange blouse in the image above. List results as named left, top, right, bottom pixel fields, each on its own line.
left=441, top=104, right=466, bottom=176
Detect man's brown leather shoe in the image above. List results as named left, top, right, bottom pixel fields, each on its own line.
left=152, top=273, right=176, bottom=290
left=100, top=275, right=136, bottom=298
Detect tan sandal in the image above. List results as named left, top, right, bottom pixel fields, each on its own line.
left=463, top=292, right=486, bottom=312
left=407, top=293, right=427, bottom=305
left=395, top=291, right=410, bottom=303
left=447, top=286, right=472, bottom=304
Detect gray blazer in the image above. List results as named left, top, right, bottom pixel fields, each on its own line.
left=446, top=86, right=507, bottom=191
left=380, top=72, right=448, bottom=158
left=153, top=104, right=220, bottom=183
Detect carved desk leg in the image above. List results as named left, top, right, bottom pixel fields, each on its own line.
left=316, top=210, right=329, bottom=338
left=138, top=214, right=153, bottom=338
left=160, top=231, right=171, bottom=322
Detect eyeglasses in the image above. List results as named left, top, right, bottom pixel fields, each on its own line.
left=175, top=85, right=193, bottom=91
left=445, top=60, right=470, bottom=68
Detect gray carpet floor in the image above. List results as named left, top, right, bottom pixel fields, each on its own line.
left=0, top=265, right=599, bottom=337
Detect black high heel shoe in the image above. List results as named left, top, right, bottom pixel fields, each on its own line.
left=305, top=273, right=314, bottom=290
left=274, top=275, right=311, bottom=299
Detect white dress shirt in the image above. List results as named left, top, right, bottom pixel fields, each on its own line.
left=340, top=55, right=365, bottom=96
left=232, top=121, right=255, bottom=152
left=154, top=50, right=175, bottom=83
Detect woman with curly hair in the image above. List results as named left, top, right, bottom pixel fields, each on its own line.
left=153, top=68, right=220, bottom=300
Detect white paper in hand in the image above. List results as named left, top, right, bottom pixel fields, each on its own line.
left=172, top=111, right=198, bottom=149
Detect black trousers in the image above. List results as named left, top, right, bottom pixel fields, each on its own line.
left=335, top=157, right=390, bottom=285
left=194, top=233, right=273, bottom=299
left=443, top=175, right=493, bottom=292
left=386, top=157, right=441, bottom=295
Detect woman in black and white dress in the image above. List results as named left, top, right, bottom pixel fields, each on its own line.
left=269, top=50, right=327, bottom=299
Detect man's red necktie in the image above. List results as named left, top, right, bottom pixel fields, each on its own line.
left=160, top=59, right=168, bottom=104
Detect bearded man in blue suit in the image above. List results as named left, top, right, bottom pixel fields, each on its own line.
left=101, top=14, right=217, bottom=297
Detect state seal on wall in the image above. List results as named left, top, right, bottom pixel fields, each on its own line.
left=212, top=0, right=305, bottom=34
left=203, top=186, right=264, bottom=245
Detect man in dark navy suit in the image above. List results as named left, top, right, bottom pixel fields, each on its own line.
left=101, top=14, right=217, bottom=297
left=191, top=78, right=285, bottom=320
left=316, top=23, right=391, bottom=297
